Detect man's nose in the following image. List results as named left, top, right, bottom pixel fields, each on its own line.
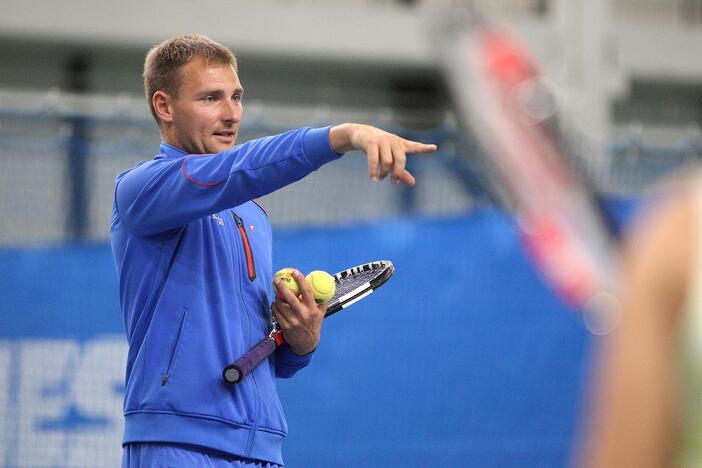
left=222, top=100, right=241, bottom=124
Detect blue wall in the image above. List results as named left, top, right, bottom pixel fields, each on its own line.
left=0, top=210, right=594, bottom=467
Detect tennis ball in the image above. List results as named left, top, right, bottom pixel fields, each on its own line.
left=305, top=270, right=336, bottom=304
left=273, top=268, right=300, bottom=296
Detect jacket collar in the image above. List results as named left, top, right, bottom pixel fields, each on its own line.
left=158, top=141, right=189, bottom=159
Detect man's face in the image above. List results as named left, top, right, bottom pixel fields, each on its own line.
left=166, top=57, right=244, bottom=154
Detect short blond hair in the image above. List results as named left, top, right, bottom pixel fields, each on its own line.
left=143, top=34, right=238, bottom=124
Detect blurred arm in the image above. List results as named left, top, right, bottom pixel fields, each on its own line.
left=578, top=193, right=693, bottom=468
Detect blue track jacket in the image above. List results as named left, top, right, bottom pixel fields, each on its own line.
left=110, top=127, right=341, bottom=465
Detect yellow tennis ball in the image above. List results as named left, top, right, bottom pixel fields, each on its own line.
left=273, top=268, right=300, bottom=296
left=305, top=270, right=336, bottom=304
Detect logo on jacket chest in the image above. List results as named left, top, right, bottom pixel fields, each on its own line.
left=209, top=213, right=224, bottom=226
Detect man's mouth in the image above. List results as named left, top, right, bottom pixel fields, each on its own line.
left=213, top=130, right=236, bottom=141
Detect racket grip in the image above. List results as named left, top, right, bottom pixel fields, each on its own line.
left=222, top=337, right=278, bottom=384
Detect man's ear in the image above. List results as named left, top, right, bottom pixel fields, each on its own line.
left=152, top=91, right=174, bottom=123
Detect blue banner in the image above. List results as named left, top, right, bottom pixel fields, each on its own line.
left=0, top=211, right=595, bottom=467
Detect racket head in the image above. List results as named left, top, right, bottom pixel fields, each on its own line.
left=432, top=12, right=620, bottom=333
left=324, top=260, right=394, bottom=318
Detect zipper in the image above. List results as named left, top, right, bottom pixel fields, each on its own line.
left=162, top=307, right=189, bottom=386
left=231, top=209, right=261, bottom=455
left=231, top=210, right=256, bottom=281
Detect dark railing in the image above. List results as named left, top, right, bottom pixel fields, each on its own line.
left=0, top=110, right=699, bottom=246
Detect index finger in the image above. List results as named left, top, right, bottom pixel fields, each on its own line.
left=403, top=141, right=438, bottom=154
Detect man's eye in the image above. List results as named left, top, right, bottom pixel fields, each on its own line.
left=233, top=94, right=243, bottom=102
left=203, top=96, right=217, bottom=102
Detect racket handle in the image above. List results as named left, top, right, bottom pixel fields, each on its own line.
left=223, top=336, right=278, bottom=384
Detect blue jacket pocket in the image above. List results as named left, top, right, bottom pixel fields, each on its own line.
left=162, top=307, right=189, bottom=386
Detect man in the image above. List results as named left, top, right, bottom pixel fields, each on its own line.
left=111, top=34, right=436, bottom=467
left=577, top=176, right=702, bottom=468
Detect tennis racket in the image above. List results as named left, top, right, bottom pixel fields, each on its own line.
left=223, top=260, right=394, bottom=384
left=433, top=12, right=620, bottom=334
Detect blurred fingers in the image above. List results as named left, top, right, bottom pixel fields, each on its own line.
left=390, top=143, right=407, bottom=185
left=367, top=145, right=379, bottom=182
left=378, top=144, right=393, bottom=181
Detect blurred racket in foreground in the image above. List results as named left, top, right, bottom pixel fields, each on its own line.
left=223, top=260, right=394, bottom=384
left=432, top=12, right=620, bottom=334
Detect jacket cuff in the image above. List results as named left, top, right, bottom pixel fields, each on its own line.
left=302, top=126, right=343, bottom=169
left=275, top=342, right=314, bottom=378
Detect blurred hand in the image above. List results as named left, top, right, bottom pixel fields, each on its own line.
left=272, top=269, right=327, bottom=355
left=329, top=123, right=437, bottom=186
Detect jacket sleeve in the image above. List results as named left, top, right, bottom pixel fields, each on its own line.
left=274, top=343, right=314, bottom=378
left=115, top=126, right=341, bottom=236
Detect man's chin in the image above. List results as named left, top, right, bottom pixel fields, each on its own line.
left=208, top=141, right=237, bottom=154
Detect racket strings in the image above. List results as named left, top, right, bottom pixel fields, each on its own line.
left=333, top=269, right=382, bottom=297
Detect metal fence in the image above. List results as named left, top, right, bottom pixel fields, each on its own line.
left=0, top=95, right=699, bottom=247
